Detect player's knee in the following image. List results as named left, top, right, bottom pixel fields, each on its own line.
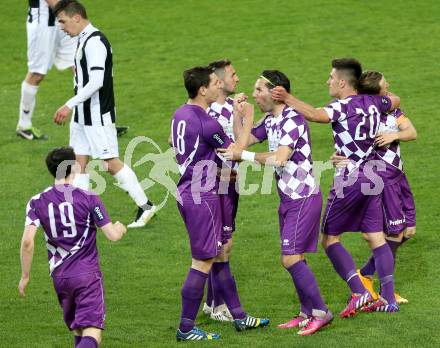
left=281, top=254, right=302, bottom=268
left=26, top=72, right=45, bottom=85
left=364, top=232, right=386, bottom=248
left=321, top=234, right=338, bottom=249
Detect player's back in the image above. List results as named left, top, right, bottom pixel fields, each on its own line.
left=171, top=104, right=231, bottom=200
left=26, top=185, right=109, bottom=277
left=325, top=94, right=392, bottom=176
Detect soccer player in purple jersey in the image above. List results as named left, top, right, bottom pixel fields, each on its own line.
left=172, top=66, right=269, bottom=341
left=331, top=71, right=417, bottom=306
left=220, top=70, right=332, bottom=336
left=18, top=147, right=127, bottom=348
left=272, top=58, right=402, bottom=315
left=202, top=59, right=240, bottom=322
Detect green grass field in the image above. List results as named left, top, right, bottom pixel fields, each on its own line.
left=1, top=1, right=440, bottom=347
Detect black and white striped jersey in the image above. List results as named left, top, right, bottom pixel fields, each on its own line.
left=28, top=0, right=56, bottom=26
left=68, top=24, right=116, bottom=126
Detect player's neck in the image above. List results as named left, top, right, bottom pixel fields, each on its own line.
left=272, top=103, right=286, bottom=117
left=78, top=20, right=91, bottom=35
left=216, top=92, right=229, bottom=105
left=187, top=97, right=209, bottom=110
left=339, top=88, right=358, bottom=99
left=54, top=176, right=74, bottom=186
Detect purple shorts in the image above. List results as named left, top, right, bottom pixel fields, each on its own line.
left=322, top=178, right=383, bottom=235
left=219, top=184, right=239, bottom=243
left=53, top=271, right=105, bottom=331
left=400, top=173, right=416, bottom=227
left=382, top=175, right=405, bottom=234
left=279, top=192, right=322, bottom=255
left=177, top=199, right=222, bottom=259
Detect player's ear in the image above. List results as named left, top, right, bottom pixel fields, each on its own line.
left=199, top=86, right=207, bottom=97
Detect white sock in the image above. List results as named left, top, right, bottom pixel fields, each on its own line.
left=18, top=81, right=39, bottom=129
left=113, top=164, right=149, bottom=208
left=73, top=173, right=90, bottom=191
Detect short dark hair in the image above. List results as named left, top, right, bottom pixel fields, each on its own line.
left=358, top=71, right=383, bottom=95
left=53, top=0, right=88, bottom=19
left=331, top=58, right=362, bottom=90
left=260, top=70, right=291, bottom=93
left=183, top=66, right=214, bottom=99
left=46, top=147, right=76, bottom=179
left=208, top=59, right=231, bottom=78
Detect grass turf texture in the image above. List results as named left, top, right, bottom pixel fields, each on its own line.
left=1, top=0, right=440, bottom=347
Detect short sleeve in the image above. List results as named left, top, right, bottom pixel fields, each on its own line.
left=202, top=117, right=233, bottom=149
left=89, top=194, right=111, bottom=228
left=251, top=118, right=268, bottom=142
left=25, top=198, right=40, bottom=227
left=377, top=95, right=392, bottom=114
left=324, top=100, right=344, bottom=122
left=278, top=118, right=301, bottom=148
left=85, top=36, right=107, bottom=73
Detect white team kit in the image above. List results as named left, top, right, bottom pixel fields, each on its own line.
left=68, top=23, right=118, bottom=160
left=27, top=0, right=77, bottom=74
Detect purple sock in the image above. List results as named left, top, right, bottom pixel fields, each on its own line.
left=211, top=262, right=245, bottom=319
left=211, top=267, right=225, bottom=308
left=77, top=336, right=97, bottom=348
left=206, top=272, right=213, bottom=307
left=373, top=244, right=396, bottom=303
left=74, top=336, right=82, bottom=347
left=325, top=243, right=365, bottom=294
left=387, top=239, right=401, bottom=265
left=179, top=268, right=209, bottom=332
left=287, top=261, right=327, bottom=312
left=360, top=256, right=376, bottom=277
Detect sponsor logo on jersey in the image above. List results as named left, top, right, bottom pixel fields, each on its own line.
left=213, top=133, right=224, bottom=145
left=282, top=239, right=290, bottom=246
left=94, top=206, right=104, bottom=221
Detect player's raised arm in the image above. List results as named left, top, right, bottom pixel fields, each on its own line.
left=272, top=86, right=330, bottom=123
left=232, top=100, right=260, bottom=149
left=100, top=221, right=127, bottom=242
left=18, top=225, right=38, bottom=297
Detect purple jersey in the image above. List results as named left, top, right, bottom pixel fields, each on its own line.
left=252, top=105, right=317, bottom=201
left=25, top=185, right=111, bottom=277
left=207, top=97, right=235, bottom=141
left=324, top=95, right=392, bottom=177
left=207, top=97, right=239, bottom=171
left=171, top=104, right=232, bottom=200
left=376, top=108, right=404, bottom=171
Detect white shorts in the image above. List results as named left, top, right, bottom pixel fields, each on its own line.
left=70, top=122, right=119, bottom=160
left=27, top=18, right=76, bottom=75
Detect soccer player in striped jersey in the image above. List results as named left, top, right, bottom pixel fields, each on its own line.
left=52, top=0, right=154, bottom=228
left=17, top=0, right=77, bottom=140
left=220, top=70, right=332, bottom=336
left=172, top=66, right=269, bottom=341
left=202, top=59, right=240, bottom=322
left=18, top=146, right=127, bottom=348
left=354, top=71, right=417, bottom=308
left=272, top=58, right=401, bottom=316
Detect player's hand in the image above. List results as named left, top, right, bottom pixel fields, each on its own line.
left=330, top=152, right=350, bottom=168
left=241, top=102, right=254, bottom=123
left=271, top=86, right=289, bottom=102
left=375, top=132, right=398, bottom=147
left=234, top=93, right=248, bottom=104
left=54, top=105, right=72, bottom=125
left=18, top=276, right=30, bottom=297
left=218, top=144, right=242, bottom=161
left=115, top=221, right=127, bottom=236
left=404, top=226, right=416, bottom=239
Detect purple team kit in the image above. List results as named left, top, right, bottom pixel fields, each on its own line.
left=26, top=186, right=110, bottom=330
